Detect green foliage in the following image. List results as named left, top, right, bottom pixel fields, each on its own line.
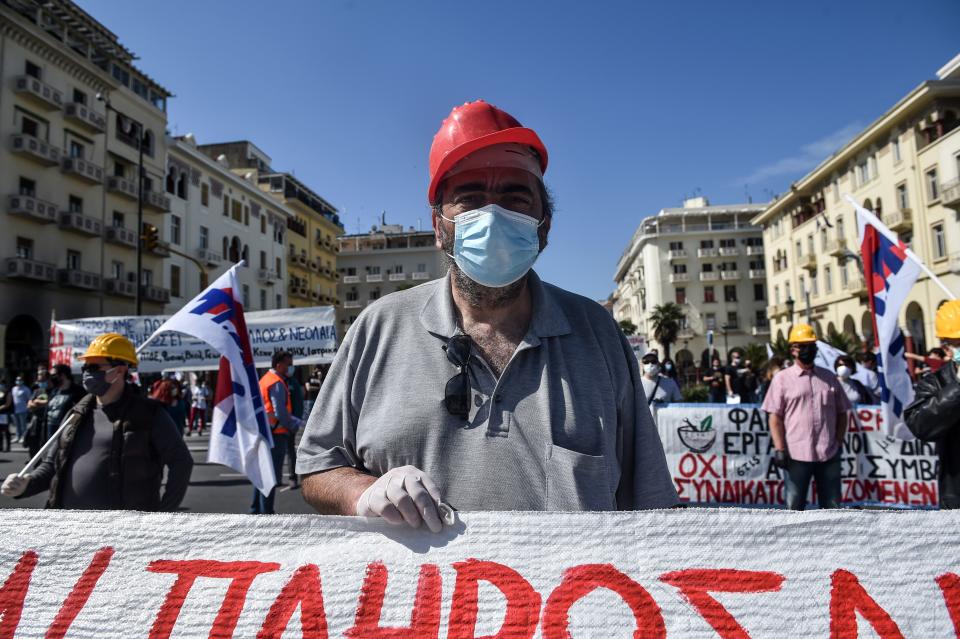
left=618, top=319, right=638, bottom=336
left=770, top=333, right=791, bottom=359
left=681, top=384, right=709, bottom=403
left=824, top=325, right=862, bottom=355
left=648, top=302, right=685, bottom=359
left=741, top=343, right=769, bottom=369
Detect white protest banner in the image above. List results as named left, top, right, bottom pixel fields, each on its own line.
left=657, top=403, right=939, bottom=508
left=2, top=509, right=959, bottom=637
left=48, top=307, right=337, bottom=373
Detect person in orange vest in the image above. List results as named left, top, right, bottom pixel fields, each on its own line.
left=251, top=350, right=305, bottom=514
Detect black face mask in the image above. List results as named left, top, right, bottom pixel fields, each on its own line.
left=796, top=343, right=818, bottom=364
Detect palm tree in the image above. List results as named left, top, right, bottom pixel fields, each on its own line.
left=648, top=303, right=685, bottom=360
left=770, top=333, right=791, bottom=359
left=741, top=343, right=769, bottom=370
left=824, top=325, right=862, bottom=355
left=618, top=319, right=638, bottom=336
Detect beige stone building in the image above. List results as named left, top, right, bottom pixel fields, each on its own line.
left=752, top=54, right=960, bottom=355
left=613, top=197, right=768, bottom=373
left=0, top=0, right=171, bottom=376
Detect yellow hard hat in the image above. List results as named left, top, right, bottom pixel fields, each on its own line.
left=936, top=300, right=960, bottom=339
left=78, top=332, right=138, bottom=366
left=788, top=323, right=818, bottom=344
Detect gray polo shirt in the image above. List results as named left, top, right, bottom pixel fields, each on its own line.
left=297, top=271, right=677, bottom=511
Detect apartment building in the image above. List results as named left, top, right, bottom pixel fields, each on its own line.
left=613, top=198, right=768, bottom=372
left=336, top=224, right=444, bottom=332
left=196, top=141, right=344, bottom=310
left=752, top=54, right=960, bottom=355
left=163, top=136, right=292, bottom=313
left=0, top=0, right=171, bottom=375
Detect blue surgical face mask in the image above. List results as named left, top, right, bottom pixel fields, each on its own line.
left=952, top=348, right=960, bottom=365
left=441, top=204, right=544, bottom=288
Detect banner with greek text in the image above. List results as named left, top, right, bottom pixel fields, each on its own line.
left=1, top=509, right=958, bottom=637
left=48, top=307, right=337, bottom=373
left=656, top=403, right=939, bottom=508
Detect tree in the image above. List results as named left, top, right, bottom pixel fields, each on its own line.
left=824, top=325, right=862, bottom=355
left=741, top=343, right=769, bottom=370
left=648, top=303, right=685, bottom=360
left=618, top=319, right=637, bottom=336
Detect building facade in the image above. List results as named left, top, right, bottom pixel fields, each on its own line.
left=336, top=224, right=444, bottom=333
left=613, top=198, right=768, bottom=373
left=0, top=0, right=171, bottom=376
left=195, top=141, right=344, bottom=310
left=163, top=136, right=292, bottom=313
left=752, top=55, right=960, bottom=356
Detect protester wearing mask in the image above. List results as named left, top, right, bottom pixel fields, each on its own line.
left=905, top=301, right=960, bottom=509
left=724, top=353, right=751, bottom=404
left=35, top=364, right=85, bottom=442
left=187, top=378, right=210, bottom=436
left=0, top=333, right=193, bottom=510
left=906, top=347, right=948, bottom=377
left=762, top=324, right=852, bottom=510
left=11, top=377, right=31, bottom=445
left=640, top=354, right=682, bottom=412
left=853, top=351, right=880, bottom=399
left=297, top=100, right=676, bottom=531
left=834, top=355, right=874, bottom=405
left=23, top=368, right=50, bottom=457
left=702, top=356, right=727, bottom=403
left=254, top=350, right=305, bottom=514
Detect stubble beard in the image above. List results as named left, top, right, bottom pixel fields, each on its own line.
left=438, top=224, right=527, bottom=309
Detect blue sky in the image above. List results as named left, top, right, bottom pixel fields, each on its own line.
left=80, top=0, right=959, bottom=301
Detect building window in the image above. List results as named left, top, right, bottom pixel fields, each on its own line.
left=704, top=286, right=715, bottom=303
left=726, top=312, right=738, bottom=329
left=370, top=265, right=381, bottom=275
left=417, top=263, right=427, bottom=273
left=807, top=235, right=814, bottom=255
left=112, top=211, right=125, bottom=228
left=232, top=200, right=243, bottom=222
left=700, top=239, right=714, bottom=248
left=754, top=284, right=765, bottom=301
left=774, top=285, right=780, bottom=304
left=223, top=195, right=230, bottom=217
left=199, top=226, right=209, bottom=249
left=836, top=217, right=845, bottom=240
left=673, top=264, right=687, bottom=274
left=275, top=257, right=282, bottom=276
left=141, top=269, right=153, bottom=286
left=933, top=224, right=946, bottom=260
left=170, top=215, right=182, bottom=245
left=24, top=60, right=41, bottom=79
left=244, top=205, right=250, bottom=226
left=820, top=228, right=828, bottom=251
left=260, top=215, right=267, bottom=234
left=370, top=289, right=380, bottom=301
left=242, top=285, right=250, bottom=308
left=201, top=183, right=209, bottom=207
left=785, top=282, right=792, bottom=301
left=824, top=266, right=833, bottom=294
left=795, top=240, right=802, bottom=258
left=66, top=250, right=81, bottom=270
left=69, top=140, right=85, bottom=159
left=724, top=285, right=737, bottom=302
left=926, top=168, right=939, bottom=202
left=68, top=195, right=82, bottom=213
left=892, top=136, right=901, bottom=163
left=669, top=241, right=683, bottom=250
left=111, top=261, right=123, bottom=280
left=719, top=238, right=735, bottom=248
left=755, top=310, right=768, bottom=328
left=170, top=264, right=181, bottom=297
left=15, top=107, right=45, bottom=139
left=260, top=289, right=267, bottom=310
left=675, top=287, right=686, bottom=304
left=260, top=250, right=267, bottom=270
left=19, top=177, right=36, bottom=197
left=15, top=237, right=33, bottom=259
left=705, top=313, right=716, bottom=331
left=701, top=263, right=713, bottom=273
left=276, top=293, right=282, bottom=309
left=840, top=263, right=849, bottom=288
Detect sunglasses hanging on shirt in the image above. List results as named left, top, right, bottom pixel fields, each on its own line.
left=443, top=334, right=473, bottom=419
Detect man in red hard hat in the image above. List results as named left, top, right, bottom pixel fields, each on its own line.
left=298, top=100, right=677, bottom=531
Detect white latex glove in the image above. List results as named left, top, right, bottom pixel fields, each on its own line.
left=356, top=465, right=444, bottom=533
left=1, top=474, right=28, bottom=498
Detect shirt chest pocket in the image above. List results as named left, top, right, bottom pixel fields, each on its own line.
left=819, top=386, right=838, bottom=412
left=544, top=443, right=614, bottom=511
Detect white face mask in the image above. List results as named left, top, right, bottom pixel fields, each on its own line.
left=643, top=363, right=660, bottom=376
left=836, top=365, right=851, bottom=379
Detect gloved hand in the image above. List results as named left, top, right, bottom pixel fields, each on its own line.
left=356, top=465, right=444, bottom=533
left=1, top=474, right=28, bottom=498
left=773, top=450, right=790, bottom=470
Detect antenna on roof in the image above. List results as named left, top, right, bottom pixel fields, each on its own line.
left=744, top=184, right=752, bottom=204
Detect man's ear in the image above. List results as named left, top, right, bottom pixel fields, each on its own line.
left=538, top=215, right=552, bottom=252
left=432, top=209, right=444, bottom=250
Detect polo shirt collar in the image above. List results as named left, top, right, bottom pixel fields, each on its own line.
left=419, top=269, right=571, bottom=341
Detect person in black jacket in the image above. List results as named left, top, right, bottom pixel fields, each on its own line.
left=0, top=333, right=193, bottom=510
left=904, top=301, right=960, bottom=509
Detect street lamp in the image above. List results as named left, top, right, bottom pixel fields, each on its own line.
left=97, top=92, right=146, bottom=316
left=786, top=296, right=795, bottom=335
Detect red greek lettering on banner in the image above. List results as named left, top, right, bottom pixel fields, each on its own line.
left=344, top=561, right=442, bottom=639
left=45, top=547, right=114, bottom=639
left=935, top=573, right=960, bottom=637
left=257, top=564, right=328, bottom=639
left=447, top=559, right=541, bottom=639
left=0, top=550, right=38, bottom=639
left=829, top=569, right=904, bottom=638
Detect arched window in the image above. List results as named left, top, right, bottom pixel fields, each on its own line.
left=222, top=237, right=228, bottom=258
left=176, top=171, right=186, bottom=199
left=165, top=166, right=176, bottom=194
left=874, top=197, right=882, bottom=216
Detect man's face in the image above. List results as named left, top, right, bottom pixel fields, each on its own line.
left=943, top=340, right=960, bottom=360
left=83, top=357, right=126, bottom=388
left=275, top=356, right=292, bottom=375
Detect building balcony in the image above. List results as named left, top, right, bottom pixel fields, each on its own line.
left=104, top=278, right=136, bottom=298
left=143, top=189, right=170, bottom=212
left=699, top=272, right=720, bottom=282
left=719, top=247, right=739, bottom=257
left=746, top=246, right=764, bottom=256
left=63, top=101, right=106, bottom=132
left=941, top=179, right=960, bottom=211
left=293, top=254, right=308, bottom=267
left=677, top=328, right=695, bottom=340
left=366, top=273, right=383, bottom=283
left=768, top=303, right=786, bottom=318
left=800, top=254, right=817, bottom=271
left=196, top=247, right=223, bottom=266
left=842, top=274, right=867, bottom=297
left=61, top=156, right=103, bottom=184
left=389, top=273, right=407, bottom=281
left=668, top=249, right=687, bottom=260
left=343, top=300, right=363, bottom=309
left=668, top=272, right=690, bottom=283
left=106, top=175, right=138, bottom=200
left=257, top=268, right=278, bottom=283
left=9, top=194, right=57, bottom=224
left=342, top=275, right=361, bottom=283
left=141, top=285, right=171, bottom=304
left=697, top=248, right=719, bottom=258
left=720, top=270, right=740, bottom=280
left=11, top=133, right=60, bottom=166
left=104, top=225, right=138, bottom=248
left=14, top=75, right=63, bottom=110
left=748, top=269, right=766, bottom=279
left=826, top=238, right=847, bottom=257
left=58, top=268, right=101, bottom=291
left=751, top=324, right=771, bottom=336
left=59, top=211, right=102, bottom=237
left=882, top=208, right=912, bottom=233
left=5, top=257, right=55, bottom=282
left=412, top=272, right=430, bottom=281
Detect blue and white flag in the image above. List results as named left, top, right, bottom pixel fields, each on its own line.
left=849, top=196, right=920, bottom=440
left=146, top=262, right=276, bottom=494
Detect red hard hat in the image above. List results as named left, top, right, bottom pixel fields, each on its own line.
left=428, top=100, right=548, bottom=203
